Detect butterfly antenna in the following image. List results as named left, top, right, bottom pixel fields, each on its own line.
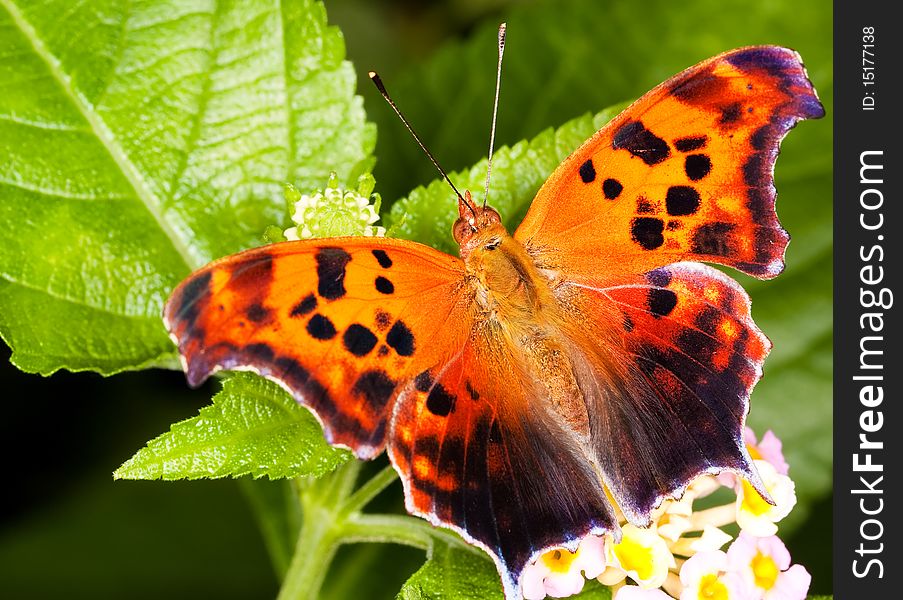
left=369, top=71, right=476, bottom=218
left=482, top=22, right=507, bottom=209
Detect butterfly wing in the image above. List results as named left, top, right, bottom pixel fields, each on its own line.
left=514, top=46, right=824, bottom=283
left=388, top=326, right=617, bottom=599
left=164, top=237, right=471, bottom=459
left=505, top=46, right=823, bottom=526
left=555, top=262, right=770, bottom=524
left=166, top=237, right=618, bottom=599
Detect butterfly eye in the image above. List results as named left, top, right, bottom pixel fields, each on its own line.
left=484, top=238, right=501, bottom=250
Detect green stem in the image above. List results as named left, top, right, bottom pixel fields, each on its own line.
left=276, top=460, right=479, bottom=598
left=339, top=464, right=398, bottom=516
left=343, top=513, right=481, bottom=556
left=277, top=504, right=338, bottom=600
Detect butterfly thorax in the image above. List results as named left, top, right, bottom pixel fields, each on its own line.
left=461, top=221, right=591, bottom=436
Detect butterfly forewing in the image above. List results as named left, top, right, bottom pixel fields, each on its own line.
left=164, top=237, right=469, bottom=458
left=515, top=46, right=824, bottom=283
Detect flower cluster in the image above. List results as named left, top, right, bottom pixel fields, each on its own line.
left=522, top=428, right=811, bottom=600
left=280, top=172, right=385, bottom=241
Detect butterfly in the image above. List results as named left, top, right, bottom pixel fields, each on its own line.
left=164, top=44, right=823, bottom=599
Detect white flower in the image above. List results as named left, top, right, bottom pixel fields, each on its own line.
left=282, top=173, right=385, bottom=240
left=735, top=460, right=796, bottom=536
left=679, top=551, right=753, bottom=600
left=603, top=524, right=676, bottom=589
left=656, top=497, right=694, bottom=542
left=726, top=532, right=812, bottom=599
left=671, top=525, right=734, bottom=557
left=522, top=535, right=607, bottom=599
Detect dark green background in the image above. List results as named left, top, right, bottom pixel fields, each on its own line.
left=0, top=0, right=832, bottom=597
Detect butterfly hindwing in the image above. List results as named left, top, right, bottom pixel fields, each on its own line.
left=164, top=238, right=470, bottom=458
left=554, top=262, right=769, bottom=523
left=515, top=46, right=824, bottom=283
left=388, top=338, right=617, bottom=598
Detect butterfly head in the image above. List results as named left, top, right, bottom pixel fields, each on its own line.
left=453, top=190, right=504, bottom=252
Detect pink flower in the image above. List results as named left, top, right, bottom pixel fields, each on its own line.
left=727, top=532, right=812, bottom=599
left=522, top=535, right=607, bottom=599
left=679, top=551, right=753, bottom=600
left=719, top=429, right=789, bottom=488
left=745, top=429, right=789, bottom=475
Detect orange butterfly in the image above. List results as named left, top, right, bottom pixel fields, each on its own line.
left=165, top=43, right=822, bottom=599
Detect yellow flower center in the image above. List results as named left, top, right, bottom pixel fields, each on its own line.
left=697, top=573, right=729, bottom=600
left=751, top=552, right=780, bottom=590
left=613, top=536, right=654, bottom=581
left=741, top=479, right=772, bottom=516
left=746, top=443, right=763, bottom=460
left=541, top=548, right=578, bottom=574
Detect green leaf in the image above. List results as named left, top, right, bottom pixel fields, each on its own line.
left=397, top=542, right=612, bottom=600
left=114, top=372, right=349, bottom=480
left=397, top=542, right=502, bottom=600
left=0, top=0, right=375, bottom=375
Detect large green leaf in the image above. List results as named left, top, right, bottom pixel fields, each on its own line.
left=0, top=0, right=374, bottom=375
left=114, top=372, right=349, bottom=480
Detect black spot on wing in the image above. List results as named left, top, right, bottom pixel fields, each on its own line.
left=602, top=178, right=623, bottom=200
left=636, top=196, right=656, bottom=214
left=684, top=155, right=711, bottom=181
left=415, top=371, right=434, bottom=392
left=246, top=303, right=270, bottom=323
left=676, top=328, right=718, bottom=363
left=612, top=121, right=670, bottom=165
left=386, top=320, right=415, bottom=357
left=307, top=314, right=337, bottom=340
left=245, top=343, right=274, bottom=362
left=374, top=310, right=392, bottom=331
left=353, top=370, right=396, bottom=411
left=316, top=247, right=351, bottom=300
left=426, top=385, right=456, bottom=417
left=719, top=102, right=743, bottom=125
left=372, top=249, right=392, bottom=268
left=674, top=136, right=708, bottom=152
left=692, top=222, right=736, bottom=257
left=375, top=276, right=394, bottom=295
left=630, top=217, right=665, bottom=250
left=172, top=271, right=212, bottom=323
left=343, top=324, right=378, bottom=356
left=465, top=381, right=480, bottom=401
left=579, top=159, right=596, bottom=183
left=648, top=289, right=678, bottom=318
left=290, top=294, right=317, bottom=317
left=665, top=186, right=701, bottom=216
